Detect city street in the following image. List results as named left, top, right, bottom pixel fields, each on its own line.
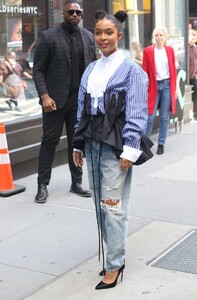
left=0, top=121, right=197, bottom=300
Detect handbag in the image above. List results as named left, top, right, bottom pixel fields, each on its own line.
left=134, top=134, right=154, bottom=165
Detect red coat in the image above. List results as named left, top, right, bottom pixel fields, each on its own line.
left=142, top=45, right=177, bottom=115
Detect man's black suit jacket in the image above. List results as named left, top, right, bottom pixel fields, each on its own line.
left=33, top=23, right=96, bottom=109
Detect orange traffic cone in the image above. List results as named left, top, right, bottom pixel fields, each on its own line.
left=0, top=123, right=25, bottom=197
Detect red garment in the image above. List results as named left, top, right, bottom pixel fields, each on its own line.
left=142, top=45, right=177, bottom=115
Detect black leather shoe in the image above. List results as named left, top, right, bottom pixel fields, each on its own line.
left=35, top=184, right=48, bottom=203
left=157, top=144, right=164, bottom=155
left=70, top=183, right=91, bottom=197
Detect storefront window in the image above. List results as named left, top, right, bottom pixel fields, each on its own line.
left=0, top=0, right=47, bottom=121
left=0, top=0, right=152, bottom=122
left=189, top=0, right=197, bottom=30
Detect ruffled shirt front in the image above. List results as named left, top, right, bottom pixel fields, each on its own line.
left=87, top=50, right=125, bottom=111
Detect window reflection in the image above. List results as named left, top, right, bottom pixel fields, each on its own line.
left=0, top=0, right=47, bottom=122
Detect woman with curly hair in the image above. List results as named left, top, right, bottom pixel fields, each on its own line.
left=73, top=9, right=148, bottom=289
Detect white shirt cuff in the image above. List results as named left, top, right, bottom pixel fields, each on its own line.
left=120, top=145, right=142, bottom=162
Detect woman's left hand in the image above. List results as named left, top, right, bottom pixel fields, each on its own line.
left=73, top=151, right=84, bottom=168
left=119, top=158, right=133, bottom=169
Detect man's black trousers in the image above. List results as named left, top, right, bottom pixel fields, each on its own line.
left=37, top=92, right=82, bottom=185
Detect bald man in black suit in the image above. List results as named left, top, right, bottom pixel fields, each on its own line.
left=33, top=1, right=96, bottom=203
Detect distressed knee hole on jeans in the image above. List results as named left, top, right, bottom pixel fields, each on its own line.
left=101, top=198, right=121, bottom=213
left=103, top=184, right=120, bottom=200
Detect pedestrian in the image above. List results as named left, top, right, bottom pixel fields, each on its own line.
left=72, top=9, right=148, bottom=289
left=0, top=60, right=26, bottom=112
left=142, top=27, right=177, bottom=155
left=131, top=41, right=143, bottom=66
left=33, top=0, right=96, bottom=203
left=188, top=29, right=197, bottom=120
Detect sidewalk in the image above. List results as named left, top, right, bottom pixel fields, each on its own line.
left=25, top=222, right=197, bottom=300
left=1, top=121, right=197, bottom=300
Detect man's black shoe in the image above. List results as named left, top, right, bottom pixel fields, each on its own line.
left=70, top=183, right=91, bottom=197
left=35, top=184, right=48, bottom=203
left=157, top=144, right=164, bottom=155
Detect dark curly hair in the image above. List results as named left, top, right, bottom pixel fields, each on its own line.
left=95, top=9, right=127, bottom=31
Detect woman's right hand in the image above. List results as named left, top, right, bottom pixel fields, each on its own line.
left=119, top=158, right=133, bottom=169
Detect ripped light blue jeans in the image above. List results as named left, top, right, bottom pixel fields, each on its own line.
left=85, top=139, right=132, bottom=272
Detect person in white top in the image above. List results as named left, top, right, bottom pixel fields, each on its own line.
left=142, top=27, right=177, bottom=155
left=73, top=9, right=148, bottom=290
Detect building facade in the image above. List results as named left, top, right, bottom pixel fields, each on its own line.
left=0, top=1, right=189, bottom=119
left=0, top=0, right=193, bottom=178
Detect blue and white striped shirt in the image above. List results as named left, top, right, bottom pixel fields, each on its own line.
left=76, top=51, right=148, bottom=162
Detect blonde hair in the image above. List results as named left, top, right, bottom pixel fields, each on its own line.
left=152, top=27, right=168, bottom=44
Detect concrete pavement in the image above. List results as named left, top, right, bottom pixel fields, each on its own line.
left=25, top=222, right=197, bottom=300
left=1, top=120, right=197, bottom=300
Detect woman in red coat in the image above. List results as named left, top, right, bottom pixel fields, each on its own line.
left=142, top=27, right=177, bottom=155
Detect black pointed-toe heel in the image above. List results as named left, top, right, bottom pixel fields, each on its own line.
left=95, top=264, right=125, bottom=290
